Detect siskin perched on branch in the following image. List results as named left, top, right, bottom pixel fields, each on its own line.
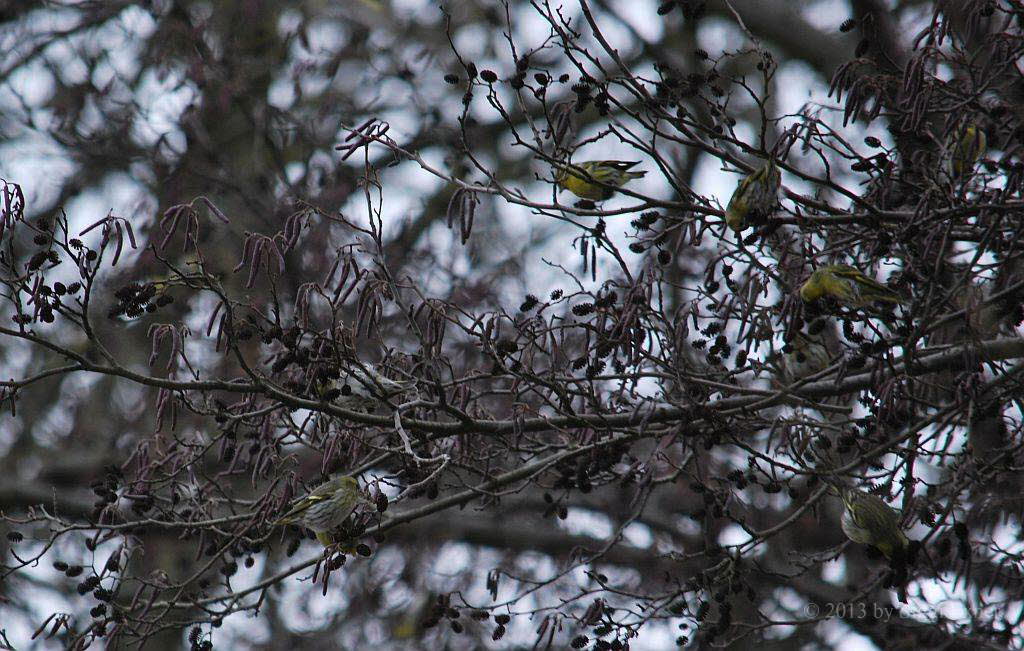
left=837, top=486, right=909, bottom=560
left=724, top=160, right=781, bottom=232
left=782, top=330, right=834, bottom=381
left=109, top=272, right=207, bottom=322
left=948, top=123, right=987, bottom=178
left=799, top=265, right=902, bottom=308
left=555, top=160, right=646, bottom=200
left=316, top=363, right=414, bottom=411
left=274, top=475, right=369, bottom=547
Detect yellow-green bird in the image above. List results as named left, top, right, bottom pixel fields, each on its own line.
left=555, top=160, right=647, bottom=200
left=724, top=160, right=781, bottom=232
left=799, top=264, right=902, bottom=308
left=949, top=123, right=987, bottom=178
left=838, top=487, right=910, bottom=560
left=273, top=475, right=369, bottom=547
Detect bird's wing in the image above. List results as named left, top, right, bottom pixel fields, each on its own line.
left=275, top=484, right=333, bottom=523
left=832, top=266, right=896, bottom=293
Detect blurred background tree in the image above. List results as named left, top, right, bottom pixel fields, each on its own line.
left=1, top=0, right=1023, bottom=649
